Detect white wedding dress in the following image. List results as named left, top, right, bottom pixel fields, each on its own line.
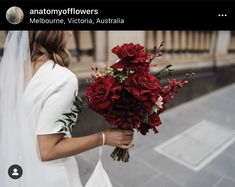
left=0, top=31, right=112, bottom=187
left=20, top=60, right=83, bottom=187
left=21, top=60, right=112, bottom=187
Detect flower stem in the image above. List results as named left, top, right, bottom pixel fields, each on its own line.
left=111, top=147, right=130, bottom=162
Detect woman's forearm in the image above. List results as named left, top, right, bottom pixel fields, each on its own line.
left=40, top=132, right=102, bottom=161
left=38, top=128, right=134, bottom=162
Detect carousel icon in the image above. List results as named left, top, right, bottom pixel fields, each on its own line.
left=6, top=6, right=24, bottom=25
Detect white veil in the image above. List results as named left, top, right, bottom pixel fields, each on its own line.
left=0, top=31, right=44, bottom=186
left=0, top=31, right=113, bottom=187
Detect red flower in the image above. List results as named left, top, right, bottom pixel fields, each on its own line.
left=138, top=112, right=161, bottom=135
left=138, top=122, right=159, bottom=135
left=148, top=113, right=162, bottom=127
left=103, top=91, right=149, bottom=129
left=86, top=76, right=122, bottom=112
left=138, top=123, right=151, bottom=135
left=124, top=72, right=160, bottom=108
left=160, top=78, right=188, bottom=109
left=111, top=43, right=150, bottom=72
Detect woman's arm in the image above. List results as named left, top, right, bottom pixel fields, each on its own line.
left=37, top=129, right=134, bottom=162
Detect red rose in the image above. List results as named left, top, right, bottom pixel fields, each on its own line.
left=86, top=76, right=122, bottom=112
left=148, top=113, right=162, bottom=127
left=103, top=91, right=149, bottom=129
left=124, top=72, right=160, bottom=108
left=138, top=121, right=159, bottom=135
left=111, top=43, right=150, bottom=72
left=138, top=123, right=151, bottom=135
left=138, top=112, right=161, bottom=135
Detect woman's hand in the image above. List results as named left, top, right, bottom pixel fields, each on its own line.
left=103, top=128, right=134, bottom=149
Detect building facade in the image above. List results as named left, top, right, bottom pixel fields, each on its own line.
left=1, top=31, right=235, bottom=77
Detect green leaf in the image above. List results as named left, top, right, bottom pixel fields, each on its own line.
left=70, top=113, right=77, bottom=118
left=86, top=79, right=92, bottom=84
left=65, top=118, right=74, bottom=123
left=143, top=115, right=149, bottom=124
left=58, top=128, right=64, bottom=132
left=63, top=113, right=76, bottom=119
left=150, top=105, right=158, bottom=114
left=166, top=64, right=173, bottom=69
left=71, top=109, right=78, bottom=113
left=68, top=121, right=73, bottom=126
left=155, top=64, right=175, bottom=79
left=56, top=119, right=66, bottom=125
left=56, top=94, right=84, bottom=134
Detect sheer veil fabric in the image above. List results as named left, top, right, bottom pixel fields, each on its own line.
left=0, top=31, right=37, bottom=186
left=0, top=31, right=113, bottom=187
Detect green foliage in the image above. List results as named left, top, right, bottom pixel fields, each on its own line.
left=57, top=92, right=84, bottom=134
left=86, top=79, right=92, bottom=84
left=156, top=64, right=174, bottom=80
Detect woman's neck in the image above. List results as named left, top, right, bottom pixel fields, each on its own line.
left=32, top=61, right=47, bottom=76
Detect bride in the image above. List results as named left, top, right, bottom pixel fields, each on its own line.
left=0, top=31, right=134, bottom=187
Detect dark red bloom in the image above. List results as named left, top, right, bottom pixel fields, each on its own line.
left=138, top=123, right=151, bottom=135
left=148, top=112, right=162, bottom=127
left=86, top=76, right=122, bottom=112
left=138, top=112, right=161, bottom=135
left=138, top=122, right=159, bottom=135
left=124, top=72, right=160, bottom=108
left=103, top=91, right=149, bottom=129
left=111, top=43, right=151, bottom=72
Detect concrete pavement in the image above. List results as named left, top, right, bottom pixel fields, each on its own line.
left=75, top=82, right=235, bottom=187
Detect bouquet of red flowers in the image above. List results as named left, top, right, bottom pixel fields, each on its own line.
left=86, top=43, right=193, bottom=162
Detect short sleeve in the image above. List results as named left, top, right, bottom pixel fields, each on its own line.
left=36, top=74, right=78, bottom=135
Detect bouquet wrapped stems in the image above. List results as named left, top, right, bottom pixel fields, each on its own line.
left=111, top=147, right=130, bottom=162
left=111, top=126, right=133, bottom=162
